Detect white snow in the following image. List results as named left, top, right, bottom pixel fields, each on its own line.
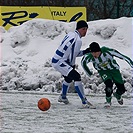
left=0, top=92, right=133, bottom=133
left=0, top=17, right=133, bottom=132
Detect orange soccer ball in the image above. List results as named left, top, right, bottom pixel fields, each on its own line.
left=38, top=98, right=51, bottom=111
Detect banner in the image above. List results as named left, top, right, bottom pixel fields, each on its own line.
left=0, top=6, right=86, bottom=29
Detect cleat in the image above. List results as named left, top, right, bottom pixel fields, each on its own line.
left=117, top=98, right=123, bottom=105
left=104, top=102, right=111, bottom=108
left=82, top=101, right=96, bottom=109
left=87, top=101, right=96, bottom=109
left=113, top=92, right=123, bottom=105
left=82, top=103, right=90, bottom=108
left=82, top=97, right=96, bottom=109
left=58, top=95, right=69, bottom=104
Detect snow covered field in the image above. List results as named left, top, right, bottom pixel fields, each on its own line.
left=0, top=91, right=132, bottom=133
left=0, top=17, right=133, bottom=132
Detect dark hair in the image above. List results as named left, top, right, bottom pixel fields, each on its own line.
left=76, top=20, right=88, bottom=30
left=89, top=42, right=101, bottom=52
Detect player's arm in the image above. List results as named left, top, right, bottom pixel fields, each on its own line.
left=107, top=48, right=133, bottom=68
left=81, top=54, right=93, bottom=76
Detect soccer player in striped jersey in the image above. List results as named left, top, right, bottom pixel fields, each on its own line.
left=52, top=20, right=95, bottom=108
left=81, top=42, right=133, bottom=108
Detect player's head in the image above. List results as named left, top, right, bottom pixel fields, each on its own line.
left=76, top=20, right=88, bottom=37
left=89, top=42, right=101, bottom=58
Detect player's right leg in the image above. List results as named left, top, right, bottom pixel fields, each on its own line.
left=52, top=61, right=73, bottom=104
left=104, top=79, right=113, bottom=108
left=58, top=80, right=70, bottom=104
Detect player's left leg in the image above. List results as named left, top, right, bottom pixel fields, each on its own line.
left=68, top=69, right=96, bottom=108
left=113, top=83, right=126, bottom=105
left=111, top=69, right=126, bottom=105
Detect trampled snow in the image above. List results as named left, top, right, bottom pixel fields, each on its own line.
left=0, top=92, right=132, bottom=133
left=0, top=17, right=133, bottom=133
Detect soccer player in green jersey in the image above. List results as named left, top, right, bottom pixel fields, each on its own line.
left=81, top=42, right=133, bottom=108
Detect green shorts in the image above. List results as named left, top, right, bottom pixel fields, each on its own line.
left=98, top=69, right=124, bottom=84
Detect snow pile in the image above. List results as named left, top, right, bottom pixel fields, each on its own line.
left=0, top=17, right=132, bottom=97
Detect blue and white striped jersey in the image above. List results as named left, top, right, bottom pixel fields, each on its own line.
left=52, top=30, right=84, bottom=66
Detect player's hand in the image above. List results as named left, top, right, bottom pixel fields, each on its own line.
left=83, top=48, right=90, bottom=55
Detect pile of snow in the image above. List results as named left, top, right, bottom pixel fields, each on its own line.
left=0, top=17, right=132, bottom=97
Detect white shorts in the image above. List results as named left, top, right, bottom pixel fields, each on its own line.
left=52, top=61, right=73, bottom=76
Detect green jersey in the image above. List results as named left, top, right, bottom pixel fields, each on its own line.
left=81, top=46, right=133, bottom=76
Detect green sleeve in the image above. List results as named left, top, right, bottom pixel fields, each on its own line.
left=103, top=47, right=133, bottom=68
left=81, top=54, right=93, bottom=76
